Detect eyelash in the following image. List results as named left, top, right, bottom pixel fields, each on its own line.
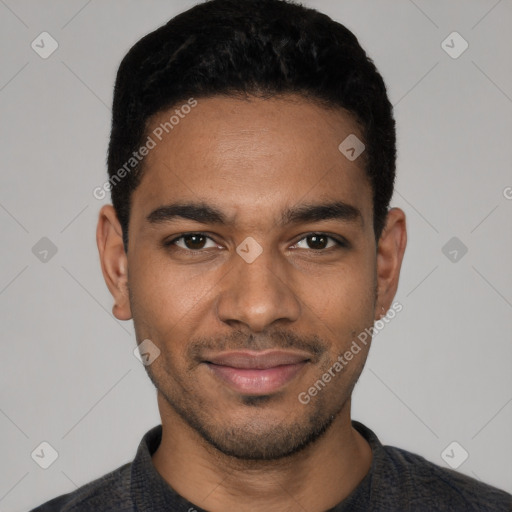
left=163, top=232, right=349, bottom=254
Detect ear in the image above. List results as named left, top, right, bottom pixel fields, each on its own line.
left=96, top=205, right=132, bottom=321
left=374, top=207, right=407, bottom=320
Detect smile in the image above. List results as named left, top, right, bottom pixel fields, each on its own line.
left=203, top=350, right=310, bottom=395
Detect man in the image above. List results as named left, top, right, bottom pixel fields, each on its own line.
left=32, top=0, right=511, bottom=510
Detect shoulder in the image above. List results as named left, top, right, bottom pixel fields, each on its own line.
left=29, top=462, right=133, bottom=512
left=379, top=444, right=512, bottom=511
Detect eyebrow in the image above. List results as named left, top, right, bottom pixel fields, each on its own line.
left=146, top=200, right=363, bottom=227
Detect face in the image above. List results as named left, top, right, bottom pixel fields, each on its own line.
left=98, top=94, right=406, bottom=460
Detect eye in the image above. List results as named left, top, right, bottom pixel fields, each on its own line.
left=292, top=233, right=347, bottom=251
left=166, top=233, right=219, bottom=251
left=164, top=232, right=348, bottom=254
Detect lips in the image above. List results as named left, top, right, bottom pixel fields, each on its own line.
left=206, top=350, right=310, bottom=369
left=204, top=350, right=310, bottom=395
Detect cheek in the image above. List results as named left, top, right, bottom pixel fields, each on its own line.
left=300, top=254, right=376, bottom=322
left=308, top=262, right=377, bottom=366
left=130, top=251, right=213, bottom=320
left=128, top=256, right=223, bottom=364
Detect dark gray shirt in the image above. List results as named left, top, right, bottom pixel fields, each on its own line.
left=30, top=421, right=512, bottom=511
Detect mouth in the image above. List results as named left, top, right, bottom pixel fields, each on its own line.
left=203, top=350, right=311, bottom=395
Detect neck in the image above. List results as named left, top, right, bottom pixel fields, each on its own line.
left=152, top=394, right=372, bottom=512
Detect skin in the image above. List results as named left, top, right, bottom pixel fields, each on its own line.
left=97, top=94, right=407, bottom=512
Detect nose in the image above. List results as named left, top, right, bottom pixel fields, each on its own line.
left=215, top=245, right=301, bottom=332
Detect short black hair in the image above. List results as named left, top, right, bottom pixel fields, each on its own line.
left=107, top=0, right=396, bottom=250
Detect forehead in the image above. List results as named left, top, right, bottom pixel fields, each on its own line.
left=132, top=94, right=372, bottom=225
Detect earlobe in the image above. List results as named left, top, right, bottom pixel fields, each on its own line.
left=374, top=207, right=407, bottom=319
left=96, top=205, right=132, bottom=321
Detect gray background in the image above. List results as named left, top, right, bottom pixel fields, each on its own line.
left=0, top=0, right=511, bottom=510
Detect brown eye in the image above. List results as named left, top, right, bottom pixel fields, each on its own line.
left=293, top=233, right=346, bottom=251
left=182, top=234, right=208, bottom=250
left=306, top=234, right=328, bottom=249
left=166, top=233, right=218, bottom=251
